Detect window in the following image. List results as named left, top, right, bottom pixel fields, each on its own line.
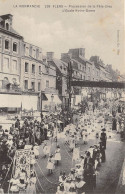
left=31, top=82, right=35, bottom=90
left=12, top=60, right=17, bottom=71
left=46, top=67, right=49, bottom=74
left=24, top=80, right=28, bottom=90
left=13, top=43, right=17, bottom=52
left=5, top=40, right=9, bottom=50
left=39, top=52, right=42, bottom=60
left=25, top=62, right=28, bottom=72
left=33, top=49, right=36, bottom=58
left=88, top=67, right=90, bottom=72
left=25, top=47, right=29, bottom=56
left=32, top=64, right=35, bottom=74
left=6, top=23, right=9, bottom=30
left=38, top=82, right=41, bottom=91
left=4, top=58, right=9, bottom=69
left=39, top=66, right=41, bottom=74
left=46, top=80, right=49, bottom=88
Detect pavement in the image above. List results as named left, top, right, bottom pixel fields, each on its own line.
left=35, top=130, right=125, bottom=194
left=115, top=158, right=125, bottom=194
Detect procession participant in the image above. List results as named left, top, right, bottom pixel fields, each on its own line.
left=65, top=130, right=70, bottom=145
left=100, top=128, right=107, bottom=150
left=69, top=135, right=75, bottom=152
left=69, top=168, right=76, bottom=180
left=82, top=129, right=86, bottom=144
left=56, top=183, right=65, bottom=194
left=75, top=164, right=83, bottom=179
left=99, top=138, right=106, bottom=162
left=55, top=145, right=61, bottom=165
left=46, top=154, right=55, bottom=174
left=84, top=163, right=96, bottom=191
left=84, top=129, right=88, bottom=144
left=19, top=169, right=27, bottom=185
left=9, top=175, right=20, bottom=193
left=88, top=146, right=94, bottom=159
left=69, top=180, right=76, bottom=193
left=26, top=173, right=36, bottom=194
left=10, top=124, right=15, bottom=135
left=75, top=177, right=86, bottom=194
left=64, top=177, right=71, bottom=192
left=33, top=144, right=39, bottom=159
left=112, top=116, right=117, bottom=131
left=15, top=119, right=20, bottom=129
left=84, top=151, right=93, bottom=169
left=43, top=143, right=50, bottom=158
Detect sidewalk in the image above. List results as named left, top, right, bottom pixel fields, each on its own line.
left=116, top=157, right=125, bottom=194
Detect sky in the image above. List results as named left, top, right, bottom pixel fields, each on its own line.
left=0, top=0, right=124, bottom=73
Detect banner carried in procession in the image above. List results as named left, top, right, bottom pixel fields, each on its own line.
left=14, top=149, right=31, bottom=178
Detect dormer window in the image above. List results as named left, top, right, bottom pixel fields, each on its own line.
left=5, top=40, right=9, bottom=50
left=13, top=42, right=17, bottom=52
left=6, top=23, right=9, bottom=30
left=25, top=47, right=29, bottom=56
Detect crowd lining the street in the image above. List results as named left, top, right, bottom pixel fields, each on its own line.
left=0, top=98, right=125, bottom=193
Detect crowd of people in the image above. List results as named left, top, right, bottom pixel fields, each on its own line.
left=0, top=97, right=124, bottom=193
left=56, top=110, right=108, bottom=193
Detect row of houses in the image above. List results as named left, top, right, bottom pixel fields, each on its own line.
left=0, top=14, right=124, bottom=112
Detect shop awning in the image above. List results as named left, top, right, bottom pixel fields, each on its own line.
left=42, top=93, right=48, bottom=101
left=0, top=94, right=21, bottom=108
left=21, top=95, right=38, bottom=110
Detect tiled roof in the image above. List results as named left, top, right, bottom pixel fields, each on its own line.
left=52, top=58, right=67, bottom=75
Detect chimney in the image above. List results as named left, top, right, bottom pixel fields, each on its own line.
left=46, top=52, right=54, bottom=61
left=68, top=48, right=85, bottom=58
left=79, top=48, right=85, bottom=57
left=61, top=53, right=71, bottom=63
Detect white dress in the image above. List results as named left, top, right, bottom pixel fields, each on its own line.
left=47, top=158, right=54, bottom=170
left=55, top=149, right=61, bottom=161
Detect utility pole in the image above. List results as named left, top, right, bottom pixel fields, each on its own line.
left=67, top=60, right=72, bottom=123
left=40, top=91, right=43, bottom=122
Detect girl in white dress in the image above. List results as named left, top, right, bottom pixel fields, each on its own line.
left=69, top=136, right=75, bottom=152
left=55, top=145, right=61, bottom=165
left=47, top=155, right=55, bottom=174
left=33, top=144, right=39, bottom=159
left=43, top=143, right=50, bottom=158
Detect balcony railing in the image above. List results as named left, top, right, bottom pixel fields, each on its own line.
left=0, top=87, right=22, bottom=94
